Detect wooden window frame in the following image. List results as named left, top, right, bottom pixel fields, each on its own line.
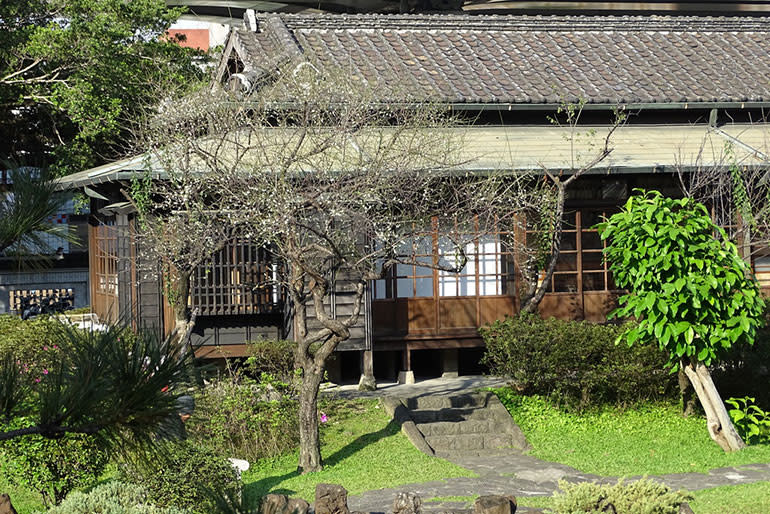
left=527, top=209, right=621, bottom=295
left=373, top=217, right=515, bottom=301
left=190, top=239, right=282, bottom=316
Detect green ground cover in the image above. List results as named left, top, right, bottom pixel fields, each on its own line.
left=688, top=481, right=770, bottom=513
left=518, top=481, right=770, bottom=513
left=0, top=468, right=44, bottom=514
left=241, top=399, right=475, bottom=506
left=3, top=398, right=472, bottom=513
left=495, top=388, right=770, bottom=476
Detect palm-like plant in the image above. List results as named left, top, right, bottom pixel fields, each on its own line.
left=0, top=323, right=200, bottom=454
left=0, top=167, right=73, bottom=257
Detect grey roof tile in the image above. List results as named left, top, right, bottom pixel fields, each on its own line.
left=231, top=13, right=770, bottom=105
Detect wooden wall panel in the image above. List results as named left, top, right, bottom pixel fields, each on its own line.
left=408, top=298, right=436, bottom=331
left=479, top=297, right=516, bottom=326
left=372, top=301, right=397, bottom=334
left=583, top=292, right=620, bottom=322
left=439, top=297, right=477, bottom=329
left=536, top=294, right=582, bottom=321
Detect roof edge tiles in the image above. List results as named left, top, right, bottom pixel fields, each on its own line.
left=255, top=13, right=770, bottom=33
left=224, top=12, right=770, bottom=107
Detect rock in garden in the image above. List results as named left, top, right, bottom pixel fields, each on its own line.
left=288, top=498, right=311, bottom=514
left=0, top=494, right=17, bottom=514
left=679, top=503, right=695, bottom=514
left=262, top=494, right=289, bottom=514
left=472, top=495, right=516, bottom=514
left=315, top=483, right=350, bottom=514
left=392, top=492, right=422, bottom=514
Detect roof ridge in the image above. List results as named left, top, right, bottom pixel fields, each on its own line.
left=263, top=14, right=304, bottom=57
left=252, top=12, right=770, bottom=33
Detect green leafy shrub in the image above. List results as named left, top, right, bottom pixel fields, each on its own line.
left=598, top=190, right=765, bottom=370
left=0, top=314, right=65, bottom=383
left=713, top=306, right=770, bottom=408
left=550, top=478, right=692, bottom=514
left=187, top=373, right=299, bottom=461
left=726, top=396, right=770, bottom=444
left=481, top=313, right=675, bottom=409
left=0, top=425, right=108, bottom=506
left=46, top=481, right=185, bottom=514
left=245, top=339, right=296, bottom=381
left=120, top=441, right=240, bottom=513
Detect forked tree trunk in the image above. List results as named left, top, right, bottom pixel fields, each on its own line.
left=297, top=361, right=324, bottom=473
left=682, top=359, right=746, bottom=452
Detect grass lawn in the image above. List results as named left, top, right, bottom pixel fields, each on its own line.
left=0, top=467, right=44, bottom=514
left=241, top=398, right=475, bottom=507
left=689, top=481, right=770, bottom=513
left=494, top=388, right=770, bottom=476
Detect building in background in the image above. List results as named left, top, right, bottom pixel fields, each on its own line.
left=62, top=9, right=770, bottom=382
left=0, top=170, right=90, bottom=314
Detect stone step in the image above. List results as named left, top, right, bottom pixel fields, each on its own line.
left=433, top=448, right=518, bottom=459
left=424, top=433, right=514, bottom=452
left=416, top=419, right=499, bottom=436
left=404, top=393, right=491, bottom=411
left=410, top=406, right=498, bottom=423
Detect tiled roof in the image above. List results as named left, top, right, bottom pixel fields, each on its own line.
left=229, top=13, right=770, bottom=106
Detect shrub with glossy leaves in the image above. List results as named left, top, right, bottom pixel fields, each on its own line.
left=0, top=314, right=64, bottom=383
left=597, top=190, right=766, bottom=369
left=245, top=339, right=296, bottom=382
left=481, top=314, right=674, bottom=409
left=725, top=396, right=770, bottom=444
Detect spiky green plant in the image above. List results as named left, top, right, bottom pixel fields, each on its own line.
left=0, top=167, right=75, bottom=258
left=0, top=322, right=200, bottom=455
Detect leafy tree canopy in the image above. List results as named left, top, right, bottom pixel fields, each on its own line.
left=598, top=190, right=766, bottom=369
left=0, top=0, right=203, bottom=174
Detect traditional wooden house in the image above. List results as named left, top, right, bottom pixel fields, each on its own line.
left=60, top=12, right=770, bottom=382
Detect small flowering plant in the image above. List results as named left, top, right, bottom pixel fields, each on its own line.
left=0, top=315, right=65, bottom=387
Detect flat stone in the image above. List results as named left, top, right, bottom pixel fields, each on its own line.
left=515, top=468, right=568, bottom=483
left=392, top=492, right=422, bottom=514
left=472, top=495, right=516, bottom=514
left=0, top=494, right=18, bottom=514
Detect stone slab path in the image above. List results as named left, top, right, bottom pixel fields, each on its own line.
left=326, top=376, right=770, bottom=513
left=348, top=450, right=770, bottom=513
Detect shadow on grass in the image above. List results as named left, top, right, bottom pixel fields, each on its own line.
left=323, top=419, right=401, bottom=467
left=243, top=419, right=401, bottom=504
left=243, top=468, right=301, bottom=507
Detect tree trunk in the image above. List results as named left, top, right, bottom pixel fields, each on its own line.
left=521, top=182, right=566, bottom=313
left=168, top=271, right=195, bottom=351
left=682, top=360, right=746, bottom=452
left=297, top=367, right=324, bottom=473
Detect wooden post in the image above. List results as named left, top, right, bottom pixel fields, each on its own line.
left=358, top=349, right=376, bottom=391
left=398, top=346, right=414, bottom=384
